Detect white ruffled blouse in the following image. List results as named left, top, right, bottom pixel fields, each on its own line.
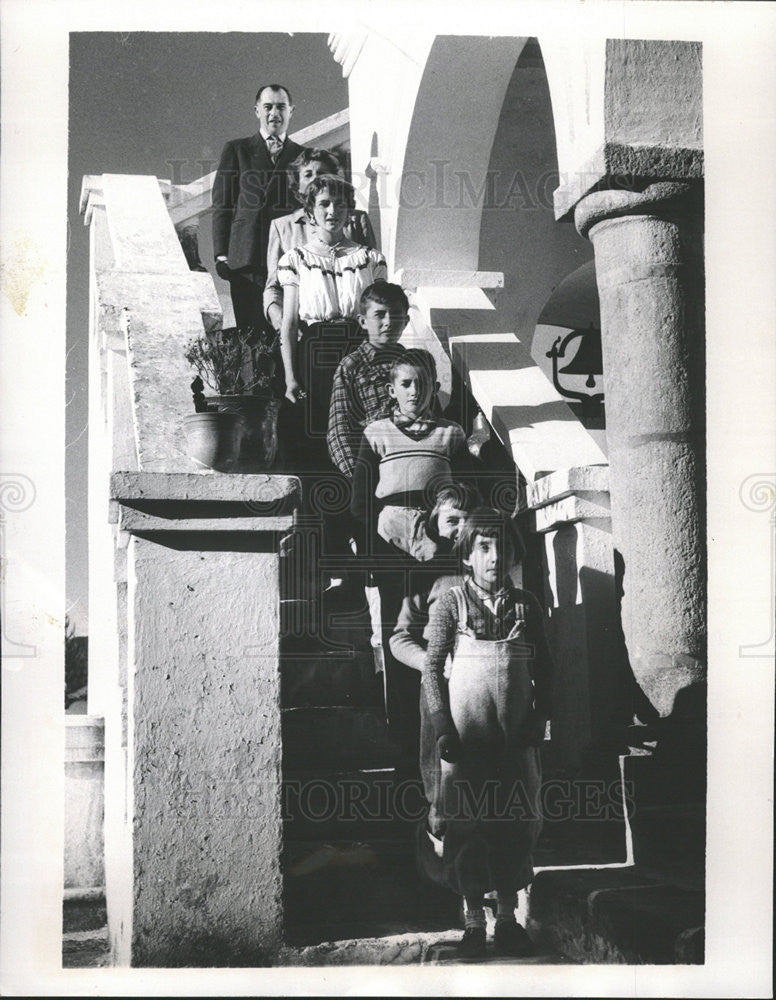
left=278, top=242, right=388, bottom=323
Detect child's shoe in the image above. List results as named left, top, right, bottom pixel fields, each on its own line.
left=493, top=919, right=536, bottom=957
left=457, top=925, right=487, bottom=960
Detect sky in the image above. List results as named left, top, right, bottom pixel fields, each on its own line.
left=66, top=32, right=348, bottom=632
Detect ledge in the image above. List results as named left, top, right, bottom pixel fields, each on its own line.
left=110, top=470, right=299, bottom=504
left=395, top=268, right=504, bottom=290
left=533, top=495, right=611, bottom=534
left=118, top=507, right=294, bottom=535
left=527, top=465, right=610, bottom=509
left=109, top=472, right=300, bottom=531
left=81, top=174, right=172, bottom=225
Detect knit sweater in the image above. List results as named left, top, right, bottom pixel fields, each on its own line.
left=350, top=416, right=469, bottom=524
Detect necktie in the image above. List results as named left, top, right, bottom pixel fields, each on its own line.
left=266, top=135, right=283, bottom=164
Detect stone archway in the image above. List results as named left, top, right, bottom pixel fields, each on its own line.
left=393, top=36, right=599, bottom=381
left=392, top=35, right=529, bottom=272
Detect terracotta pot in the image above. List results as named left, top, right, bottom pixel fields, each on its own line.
left=183, top=411, right=245, bottom=472
left=206, top=394, right=281, bottom=472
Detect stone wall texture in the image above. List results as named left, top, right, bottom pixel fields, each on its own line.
left=129, top=538, right=283, bottom=965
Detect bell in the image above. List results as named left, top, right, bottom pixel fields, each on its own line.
left=558, top=327, right=603, bottom=388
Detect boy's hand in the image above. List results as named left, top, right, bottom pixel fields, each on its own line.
left=215, top=259, right=231, bottom=281
left=285, top=380, right=306, bottom=404
left=437, top=732, right=462, bottom=763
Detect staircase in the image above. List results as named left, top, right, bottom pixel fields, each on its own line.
left=277, top=533, right=630, bottom=955
left=279, top=563, right=461, bottom=947
left=63, top=888, right=109, bottom=968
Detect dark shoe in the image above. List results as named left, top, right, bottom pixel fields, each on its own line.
left=493, top=920, right=536, bottom=957
left=457, top=925, right=487, bottom=960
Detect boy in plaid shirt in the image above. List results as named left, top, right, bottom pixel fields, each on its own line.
left=327, top=281, right=410, bottom=478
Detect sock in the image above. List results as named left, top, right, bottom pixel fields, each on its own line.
left=463, top=896, right=486, bottom=929
left=495, top=891, right=517, bottom=924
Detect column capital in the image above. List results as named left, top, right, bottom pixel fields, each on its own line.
left=575, top=181, right=703, bottom=240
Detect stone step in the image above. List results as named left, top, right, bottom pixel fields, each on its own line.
left=282, top=762, right=628, bottom=865
left=423, top=939, right=571, bottom=965
left=282, top=838, right=460, bottom=947
left=280, top=599, right=374, bottom=647
left=527, top=866, right=705, bottom=964
left=63, top=886, right=107, bottom=932
left=621, top=752, right=706, bottom=882
left=279, top=930, right=568, bottom=966
left=282, top=707, right=401, bottom=771
left=62, top=927, right=110, bottom=968
left=533, top=818, right=628, bottom=868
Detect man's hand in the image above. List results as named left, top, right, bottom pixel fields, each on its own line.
left=215, top=259, right=231, bottom=281
left=437, top=732, right=462, bottom=764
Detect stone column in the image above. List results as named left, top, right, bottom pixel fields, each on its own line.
left=64, top=716, right=105, bottom=890
left=575, top=182, right=705, bottom=718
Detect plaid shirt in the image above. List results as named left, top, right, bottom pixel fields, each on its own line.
left=327, top=341, right=405, bottom=477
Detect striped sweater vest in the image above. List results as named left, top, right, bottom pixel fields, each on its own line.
left=363, top=417, right=467, bottom=499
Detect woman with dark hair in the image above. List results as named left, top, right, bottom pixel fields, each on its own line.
left=264, top=147, right=377, bottom=333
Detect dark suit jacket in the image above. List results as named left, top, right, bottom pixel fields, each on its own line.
left=211, top=133, right=306, bottom=276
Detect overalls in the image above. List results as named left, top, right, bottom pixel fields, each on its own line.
left=419, top=585, right=543, bottom=898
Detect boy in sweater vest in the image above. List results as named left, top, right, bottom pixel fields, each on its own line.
left=350, top=349, right=472, bottom=559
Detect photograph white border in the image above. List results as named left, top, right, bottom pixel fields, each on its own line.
left=1, top=0, right=774, bottom=995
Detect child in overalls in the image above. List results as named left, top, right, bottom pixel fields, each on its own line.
left=422, top=507, right=553, bottom=959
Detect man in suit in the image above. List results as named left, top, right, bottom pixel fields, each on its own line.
left=212, top=84, right=306, bottom=331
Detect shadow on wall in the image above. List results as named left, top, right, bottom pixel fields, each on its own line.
left=543, top=532, right=635, bottom=769
left=611, top=549, right=661, bottom=727
left=477, top=38, right=595, bottom=347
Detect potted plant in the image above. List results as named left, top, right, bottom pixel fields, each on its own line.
left=183, top=326, right=282, bottom=472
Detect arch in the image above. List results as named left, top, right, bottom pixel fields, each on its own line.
left=392, top=37, right=608, bottom=476
left=393, top=36, right=596, bottom=346
left=393, top=35, right=530, bottom=271
left=476, top=39, right=595, bottom=350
